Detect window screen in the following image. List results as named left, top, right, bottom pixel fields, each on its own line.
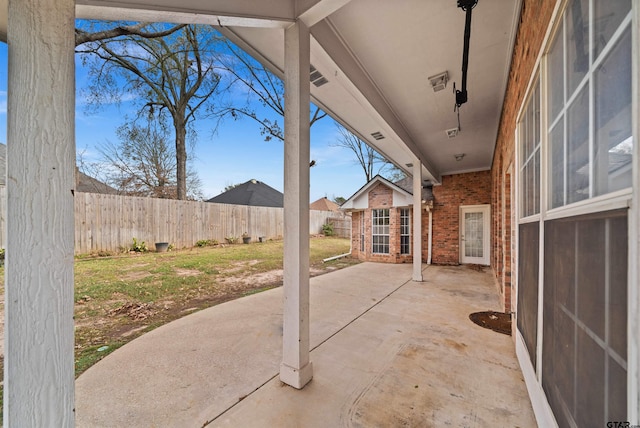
left=517, top=222, right=539, bottom=368
left=542, top=209, right=627, bottom=427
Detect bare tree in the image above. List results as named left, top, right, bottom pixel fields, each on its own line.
left=85, top=121, right=202, bottom=199
left=332, top=125, right=402, bottom=182
left=215, top=38, right=327, bottom=141
left=76, top=22, right=222, bottom=199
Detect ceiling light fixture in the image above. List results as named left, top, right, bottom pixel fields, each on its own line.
left=428, top=71, right=448, bottom=92
left=446, top=128, right=459, bottom=138
left=454, top=153, right=465, bottom=161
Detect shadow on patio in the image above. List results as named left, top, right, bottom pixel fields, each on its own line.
left=76, top=263, right=536, bottom=427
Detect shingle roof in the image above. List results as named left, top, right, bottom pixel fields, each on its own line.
left=75, top=168, right=119, bottom=195
left=393, top=176, right=434, bottom=201
left=310, top=197, right=340, bottom=211
left=206, top=179, right=284, bottom=208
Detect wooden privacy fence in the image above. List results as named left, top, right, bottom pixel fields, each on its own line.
left=326, top=217, right=351, bottom=238
left=72, top=192, right=350, bottom=254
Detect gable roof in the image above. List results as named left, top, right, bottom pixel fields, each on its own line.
left=310, top=197, right=340, bottom=212
left=340, top=175, right=410, bottom=210
left=341, top=175, right=434, bottom=211
left=207, top=179, right=284, bottom=208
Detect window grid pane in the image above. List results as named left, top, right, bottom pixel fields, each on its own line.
left=360, top=213, right=365, bottom=252
left=567, top=86, right=590, bottom=204
left=593, top=29, right=632, bottom=196
left=372, top=209, right=390, bottom=254
left=547, top=1, right=632, bottom=209
left=519, top=78, right=541, bottom=218
left=400, top=209, right=410, bottom=255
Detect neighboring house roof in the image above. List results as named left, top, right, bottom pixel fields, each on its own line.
left=310, top=197, right=340, bottom=212
left=207, top=179, right=284, bottom=208
left=75, top=168, right=119, bottom=195
left=341, top=175, right=433, bottom=211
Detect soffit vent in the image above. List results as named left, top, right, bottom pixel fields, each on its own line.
left=428, top=71, right=448, bottom=92
left=371, top=132, right=385, bottom=140
left=310, top=65, right=329, bottom=87
left=446, top=128, right=459, bottom=138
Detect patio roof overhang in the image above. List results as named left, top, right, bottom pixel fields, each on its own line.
left=2, top=0, right=523, bottom=422
left=0, top=0, right=521, bottom=184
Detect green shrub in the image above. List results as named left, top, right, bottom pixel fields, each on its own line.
left=322, top=223, right=334, bottom=236
left=130, top=238, right=149, bottom=253
left=225, top=236, right=239, bottom=244
left=196, top=239, right=219, bottom=247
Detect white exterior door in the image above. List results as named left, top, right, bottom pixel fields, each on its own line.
left=460, top=205, right=490, bottom=265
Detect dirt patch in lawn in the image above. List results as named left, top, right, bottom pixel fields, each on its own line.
left=174, top=268, right=201, bottom=277
left=121, top=271, right=153, bottom=281
left=73, top=256, right=360, bottom=377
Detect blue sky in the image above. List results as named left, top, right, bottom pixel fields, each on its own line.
left=0, top=39, right=367, bottom=202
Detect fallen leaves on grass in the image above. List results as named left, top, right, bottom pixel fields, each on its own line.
left=108, top=302, right=157, bottom=321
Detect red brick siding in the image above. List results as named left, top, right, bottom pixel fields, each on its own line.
left=431, top=171, right=492, bottom=265
left=490, top=0, right=556, bottom=311
left=349, top=183, right=416, bottom=264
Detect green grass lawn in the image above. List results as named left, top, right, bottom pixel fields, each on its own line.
left=0, top=236, right=357, bottom=423
left=1, top=236, right=356, bottom=378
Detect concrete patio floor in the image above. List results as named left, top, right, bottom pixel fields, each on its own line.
left=75, top=263, right=536, bottom=427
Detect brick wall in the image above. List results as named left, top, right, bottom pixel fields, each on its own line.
left=490, top=0, right=556, bottom=311
left=350, top=182, right=416, bottom=264
left=431, top=171, right=492, bottom=265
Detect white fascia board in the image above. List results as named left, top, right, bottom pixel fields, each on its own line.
left=76, top=1, right=294, bottom=28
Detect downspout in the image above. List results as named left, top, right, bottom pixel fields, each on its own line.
left=323, top=212, right=352, bottom=263
left=427, top=205, right=433, bottom=265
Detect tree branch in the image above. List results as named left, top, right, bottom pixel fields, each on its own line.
left=75, top=23, right=187, bottom=47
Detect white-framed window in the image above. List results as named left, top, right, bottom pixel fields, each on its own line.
left=371, top=209, right=389, bottom=254
left=519, top=77, right=541, bottom=218
left=400, top=208, right=410, bottom=255
left=547, top=0, right=632, bottom=209
left=360, top=213, right=365, bottom=252
left=515, top=1, right=633, bottom=426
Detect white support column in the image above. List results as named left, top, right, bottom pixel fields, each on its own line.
left=5, top=0, right=76, bottom=425
left=412, top=161, right=423, bottom=281
left=628, top=1, right=640, bottom=422
left=280, top=20, right=313, bottom=389
left=427, top=207, right=433, bottom=265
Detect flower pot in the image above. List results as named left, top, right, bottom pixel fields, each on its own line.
left=242, top=236, right=251, bottom=244
left=155, top=242, right=169, bottom=252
